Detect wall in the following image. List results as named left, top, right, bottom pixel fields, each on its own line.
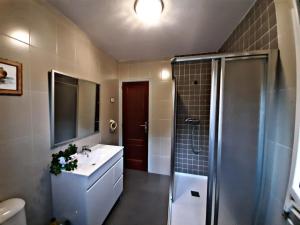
left=263, top=0, right=296, bottom=224
left=171, top=0, right=278, bottom=177
left=118, top=60, right=172, bottom=175
left=0, top=0, right=118, bottom=225
left=173, top=61, right=211, bottom=176
left=285, top=0, right=300, bottom=214
left=220, top=0, right=296, bottom=224
left=220, top=0, right=278, bottom=52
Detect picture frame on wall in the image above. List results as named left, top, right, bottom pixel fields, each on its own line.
left=0, top=58, right=22, bottom=96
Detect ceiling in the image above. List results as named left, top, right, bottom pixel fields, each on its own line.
left=47, top=0, right=255, bottom=62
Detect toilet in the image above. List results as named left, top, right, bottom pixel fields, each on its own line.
left=0, top=198, right=27, bottom=225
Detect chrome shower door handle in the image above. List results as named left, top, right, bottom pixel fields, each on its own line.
left=139, top=121, right=148, bottom=133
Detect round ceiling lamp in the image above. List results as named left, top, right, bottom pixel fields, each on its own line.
left=134, top=0, right=164, bottom=25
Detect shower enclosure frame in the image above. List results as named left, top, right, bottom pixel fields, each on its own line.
left=169, top=49, right=278, bottom=225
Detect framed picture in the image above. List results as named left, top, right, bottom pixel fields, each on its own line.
left=0, top=58, right=22, bottom=96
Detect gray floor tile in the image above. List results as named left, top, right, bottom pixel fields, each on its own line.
left=103, top=169, right=170, bottom=225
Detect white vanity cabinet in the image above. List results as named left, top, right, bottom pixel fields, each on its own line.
left=51, top=145, right=124, bottom=225
left=86, top=158, right=123, bottom=225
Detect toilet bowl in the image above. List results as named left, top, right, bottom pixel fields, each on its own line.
left=0, top=198, right=27, bottom=225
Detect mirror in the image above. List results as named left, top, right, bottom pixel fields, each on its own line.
left=298, top=0, right=300, bottom=21
left=49, top=70, right=100, bottom=148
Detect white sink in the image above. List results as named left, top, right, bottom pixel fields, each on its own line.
left=66, top=144, right=123, bottom=177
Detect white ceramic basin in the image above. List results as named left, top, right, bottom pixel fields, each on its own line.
left=64, top=144, right=123, bottom=177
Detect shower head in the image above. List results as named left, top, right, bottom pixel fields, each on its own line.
left=184, top=118, right=200, bottom=125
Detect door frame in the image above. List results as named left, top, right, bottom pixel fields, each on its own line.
left=119, top=79, right=151, bottom=172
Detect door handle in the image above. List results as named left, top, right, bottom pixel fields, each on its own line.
left=139, top=122, right=148, bottom=133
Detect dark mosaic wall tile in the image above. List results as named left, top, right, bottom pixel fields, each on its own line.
left=172, top=0, right=278, bottom=177
left=220, top=0, right=278, bottom=52
left=173, top=60, right=211, bottom=176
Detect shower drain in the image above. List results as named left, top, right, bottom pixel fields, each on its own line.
left=191, top=191, right=200, bottom=197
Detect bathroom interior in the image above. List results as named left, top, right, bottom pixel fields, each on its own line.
left=0, top=0, right=300, bottom=225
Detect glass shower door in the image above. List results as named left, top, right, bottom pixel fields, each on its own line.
left=169, top=50, right=278, bottom=225
left=206, top=52, right=278, bottom=225
left=215, top=57, right=267, bottom=225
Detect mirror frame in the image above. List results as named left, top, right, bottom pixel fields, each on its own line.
left=49, top=69, right=100, bottom=148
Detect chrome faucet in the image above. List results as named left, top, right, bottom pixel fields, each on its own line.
left=79, top=145, right=92, bottom=157
left=81, top=145, right=92, bottom=152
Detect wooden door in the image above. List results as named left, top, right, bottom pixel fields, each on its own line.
left=122, top=81, right=149, bottom=171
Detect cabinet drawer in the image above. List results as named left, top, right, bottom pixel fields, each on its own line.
left=87, top=152, right=123, bottom=189
left=86, top=167, right=114, bottom=225
left=113, top=157, right=123, bottom=184
left=113, top=175, right=123, bottom=203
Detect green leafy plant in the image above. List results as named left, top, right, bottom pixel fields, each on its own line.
left=50, top=144, right=78, bottom=176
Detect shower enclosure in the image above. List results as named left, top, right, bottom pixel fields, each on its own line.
left=169, top=50, right=278, bottom=225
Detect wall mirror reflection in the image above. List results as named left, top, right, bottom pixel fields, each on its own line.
left=49, top=70, right=100, bottom=148
left=297, top=0, right=300, bottom=21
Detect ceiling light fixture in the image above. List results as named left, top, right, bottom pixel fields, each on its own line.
left=134, top=0, right=164, bottom=25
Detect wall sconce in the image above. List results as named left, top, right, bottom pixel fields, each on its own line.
left=160, top=69, right=170, bottom=80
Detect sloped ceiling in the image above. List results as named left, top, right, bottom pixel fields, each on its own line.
left=48, top=0, right=255, bottom=61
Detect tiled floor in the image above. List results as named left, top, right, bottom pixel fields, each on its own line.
left=103, top=169, right=170, bottom=225
left=171, top=172, right=207, bottom=225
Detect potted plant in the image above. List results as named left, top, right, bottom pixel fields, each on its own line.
left=50, top=144, right=78, bottom=175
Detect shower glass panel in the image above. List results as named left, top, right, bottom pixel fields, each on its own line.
left=216, top=57, right=267, bottom=225
left=169, top=50, right=278, bottom=225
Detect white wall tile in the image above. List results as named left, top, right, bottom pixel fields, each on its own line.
left=118, top=60, right=172, bottom=176
left=0, top=1, right=118, bottom=225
